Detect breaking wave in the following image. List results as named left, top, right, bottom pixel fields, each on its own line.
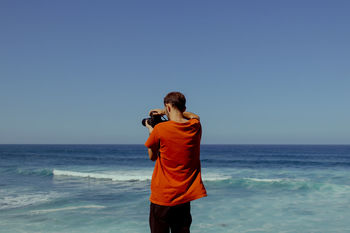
left=53, top=169, right=152, bottom=181
left=9, top=168, right=350, bottom=193
left=53, top=169, right=231, bottom=182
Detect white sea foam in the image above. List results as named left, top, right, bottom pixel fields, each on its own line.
left=244, top=178, right=286, bottom=182
left=202, top=172, right=231, bottom=181
left=53, top=169, right=152, bottom=181
left=0, top=191, right=64, bottom=210
left=243, top=178, right=305, bottom=183
left=53, top=169, right=231, bottom=182
left=30, top=205, right=105, bottom=214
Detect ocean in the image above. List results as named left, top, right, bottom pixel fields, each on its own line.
left=1, top=144, right=350, bottom=233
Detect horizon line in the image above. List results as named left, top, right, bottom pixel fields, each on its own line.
left=0, top=143, right=349, bottom=146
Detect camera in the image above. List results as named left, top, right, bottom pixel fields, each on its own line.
left=142, top=111, right=167, bottom=128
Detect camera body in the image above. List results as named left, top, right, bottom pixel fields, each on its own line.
left=142, top=111, right=167, bottom=128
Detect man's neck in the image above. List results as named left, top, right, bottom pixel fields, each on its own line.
left=169, top=111, right=188, bottom=123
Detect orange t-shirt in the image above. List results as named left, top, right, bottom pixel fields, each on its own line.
left=145, top=118, right=207, bottom=206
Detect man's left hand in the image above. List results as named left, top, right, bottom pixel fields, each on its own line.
left=145, top=120, right=153, bottom=134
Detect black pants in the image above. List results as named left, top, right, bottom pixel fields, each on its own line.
left=149, top=202, right=192, bottom=233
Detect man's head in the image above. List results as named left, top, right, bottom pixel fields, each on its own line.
left=163, top=92, right=186, bottom=116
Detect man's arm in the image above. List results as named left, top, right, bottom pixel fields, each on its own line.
left=145, top=121, right=159, bottom=161
left=148, top=148, right=158, bottom=161
left=148, top=108, right=165, bottom=116
left=183, top=111, right=200, bottom=121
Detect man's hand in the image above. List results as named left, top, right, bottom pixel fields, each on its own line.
left=183, top=111, right=200, bottom=121
left=148, top=108, right=165, bottom=116
left=145, top=120, right=153, bottom=134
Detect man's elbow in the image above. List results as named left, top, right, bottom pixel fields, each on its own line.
left=148, top=148, right=157, bottom=161
left=149, top=155, right=157, bottom=161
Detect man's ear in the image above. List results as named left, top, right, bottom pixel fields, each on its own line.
left=166, top=104, right=171, bottom=113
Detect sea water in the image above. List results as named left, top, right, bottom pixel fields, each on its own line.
left=1, top=145, right=350, bottom=233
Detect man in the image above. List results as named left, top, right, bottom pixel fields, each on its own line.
left=144, top=91, right=207, bottom=233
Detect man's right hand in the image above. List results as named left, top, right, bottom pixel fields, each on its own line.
left=149, top=109, right=165, bottom=116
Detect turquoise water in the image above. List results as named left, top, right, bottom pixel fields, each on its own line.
left=1, top=145, right=350, bottom=232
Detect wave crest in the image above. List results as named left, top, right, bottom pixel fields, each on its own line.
left=210, top=177, right=350, bottom=193
left=16, top=168, right=53, bottom=176
left=53, top=169, right=152, bottom=181
left=53, top=169, right=231, bottom=182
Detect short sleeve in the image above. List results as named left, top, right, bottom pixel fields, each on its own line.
left=190, top=118, right=200, bottom=129
left=145, top=126, right=159, bottom=149
left=188, top=118, right=202, bottom=139
left=191, top=118, right=200, bottom=124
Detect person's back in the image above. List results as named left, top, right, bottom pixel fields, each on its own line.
left=144, top=92, right=207, bottom=233
left=146, top=118, right=206, bottom=206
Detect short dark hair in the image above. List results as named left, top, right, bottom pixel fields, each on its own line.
left=164, top=92, right=186, bottom=112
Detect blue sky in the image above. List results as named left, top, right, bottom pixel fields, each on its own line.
left=1, top=0, right=349, bottom=144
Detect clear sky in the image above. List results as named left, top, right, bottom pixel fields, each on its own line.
left=1, top=0, right=349, bottom=144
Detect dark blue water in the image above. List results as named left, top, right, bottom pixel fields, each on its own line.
left=1, top=145, right=350, bottom=232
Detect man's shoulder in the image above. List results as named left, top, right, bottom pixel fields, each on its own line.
left=189, top=118, right=200, bottom=123
left=152, top=121, right=169, bottom=132
left=188, top=118, right=201, bottom=127
left=156, top=119, right=201, bottom=130
left=155, top=121, right=170, bottom=128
